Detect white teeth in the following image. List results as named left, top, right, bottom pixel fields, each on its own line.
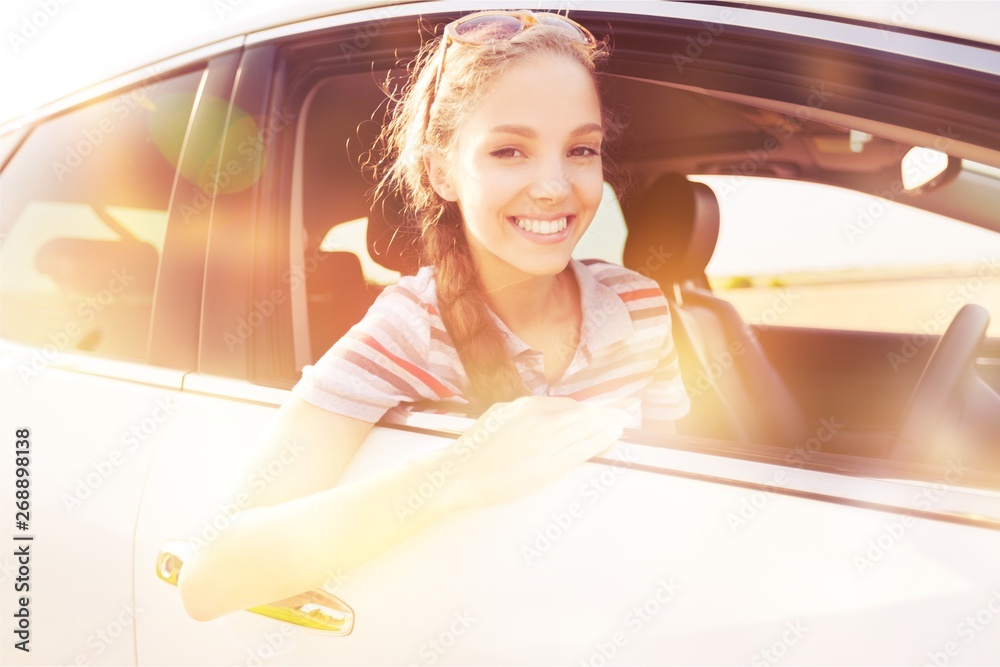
left=515, top=217, right=568, bottom=235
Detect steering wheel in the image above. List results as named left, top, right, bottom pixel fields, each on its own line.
left=889, top=304, right=991, bottom=464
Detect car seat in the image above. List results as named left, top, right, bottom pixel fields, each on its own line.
left=622, top=174, right=810, bottom=448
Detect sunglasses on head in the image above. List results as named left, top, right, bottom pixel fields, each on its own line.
left=424, top=11, right=597, bottom=132
left=443, top=10, right=595, bottom=46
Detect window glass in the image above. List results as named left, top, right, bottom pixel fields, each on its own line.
left=694, top=175, right=1000, bottom=336
left=572, top=182, right=628, bottom=264
left=0, top=70, right=203, bottom=361
left=320, top=217, right=401, bottom=287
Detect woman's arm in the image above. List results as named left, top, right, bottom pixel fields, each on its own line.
left=178, top=395, right=629, bottom=622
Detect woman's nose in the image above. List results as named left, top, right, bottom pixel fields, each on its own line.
left=527, top=158, right=571, bottom=203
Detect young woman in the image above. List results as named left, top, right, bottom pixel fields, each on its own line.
left=178, top=10, right=689, bottom=622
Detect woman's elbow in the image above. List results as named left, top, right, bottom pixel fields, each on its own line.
left=177, top=557, right=227, bottom=622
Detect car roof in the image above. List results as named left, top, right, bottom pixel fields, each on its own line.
left=4, top=0, right=999, bottom=134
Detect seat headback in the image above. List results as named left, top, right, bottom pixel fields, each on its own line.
left=622, top=174, right=720, bottom=290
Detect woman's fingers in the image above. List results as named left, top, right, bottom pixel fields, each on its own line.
left=546, top=423, right=624, bottom=469
left=453, top=397, right=632, bottom=507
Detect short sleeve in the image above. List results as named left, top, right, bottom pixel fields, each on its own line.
left=640, top=305, right=691, bottom=422
left=292, top=281, right=461, bottom=422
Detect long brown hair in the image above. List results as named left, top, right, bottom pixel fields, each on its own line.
left=372, top=15, right=618, bottom=410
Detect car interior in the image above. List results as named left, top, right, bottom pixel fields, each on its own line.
left=277, top=14, right=1000, bottom=482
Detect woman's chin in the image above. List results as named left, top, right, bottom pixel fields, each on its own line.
left=507, top=253, right=575, bottom=279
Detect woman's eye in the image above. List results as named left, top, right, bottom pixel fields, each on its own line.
left=491, top=147, right=525, bottom=159
left=569, top=145, right=601, bottom=158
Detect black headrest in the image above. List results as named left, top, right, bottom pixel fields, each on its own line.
left=366, top=189, right=422, bottom=276
left=622, top=174, right=720, bottom=289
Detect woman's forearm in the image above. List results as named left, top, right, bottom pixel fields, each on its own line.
left=178, top=444, right=462, bottom=622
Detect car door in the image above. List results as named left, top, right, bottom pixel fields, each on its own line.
left=0, top=47, right=240, bottom=666
left=130, top=4, right=1000, bottom=665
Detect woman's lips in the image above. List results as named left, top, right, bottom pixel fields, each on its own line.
left=507, top=215, right=574, bottom=244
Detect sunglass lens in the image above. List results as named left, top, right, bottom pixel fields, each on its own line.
left=535, top=15, right=590, bottom=42
left=453, top=14, right=523, bottom=42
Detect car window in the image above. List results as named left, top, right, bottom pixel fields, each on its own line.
left=0, top=70, right=203, bottom=362
left=694, top=173, right=1000, bottom=337
left=572, top=182, right=628, bottom=265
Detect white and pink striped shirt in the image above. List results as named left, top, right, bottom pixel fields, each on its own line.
left=293, top=258, right=690, bottom=426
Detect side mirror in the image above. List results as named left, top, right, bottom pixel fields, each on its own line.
left=901, top=146, right=961, bottom=193
left=156, top=540, right=355, bottom=634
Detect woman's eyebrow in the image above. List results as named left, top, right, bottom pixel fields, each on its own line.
left=488, top=122, right=604, bottom=137
left=571, top=122, right=604, bottom=136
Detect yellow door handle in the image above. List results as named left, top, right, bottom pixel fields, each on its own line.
left=156, top=540, right=354, bottom=635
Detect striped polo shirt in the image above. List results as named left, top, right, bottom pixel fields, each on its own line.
left=293, top=258, right=690, bottom=426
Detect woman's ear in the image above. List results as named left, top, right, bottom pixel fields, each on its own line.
left=424, top=149, right=458, bottom=202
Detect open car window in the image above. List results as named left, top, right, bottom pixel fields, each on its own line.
left=697, top=172, right=1000, bottom=337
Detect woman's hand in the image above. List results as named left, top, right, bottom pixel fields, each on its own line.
left=445, top=396, right=632, bottom=509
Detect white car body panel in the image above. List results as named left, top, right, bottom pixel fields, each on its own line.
left=0, top=343, right=183, bottom=667
left=129, top=385, right=1000, bottom=665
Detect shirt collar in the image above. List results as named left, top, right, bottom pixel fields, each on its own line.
left=485, top=259, right=634, bottom=358
left=570, top=258, right=634, bottom=352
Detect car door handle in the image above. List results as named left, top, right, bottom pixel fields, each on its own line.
left=156, top=540, right=355, bottom=635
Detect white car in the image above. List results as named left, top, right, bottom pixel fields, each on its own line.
left=2, top=1, right=1000, bottom=665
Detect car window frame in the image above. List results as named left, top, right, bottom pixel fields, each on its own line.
left=0, top=53, right=242, bottom=386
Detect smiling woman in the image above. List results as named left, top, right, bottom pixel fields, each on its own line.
left=177, top=9, right=687, bottom=623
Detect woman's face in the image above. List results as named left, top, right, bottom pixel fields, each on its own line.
left=429, top=53, right=605, bottom=283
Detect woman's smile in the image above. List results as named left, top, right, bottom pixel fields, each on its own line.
left=507, top=213, right=575, bottom=243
